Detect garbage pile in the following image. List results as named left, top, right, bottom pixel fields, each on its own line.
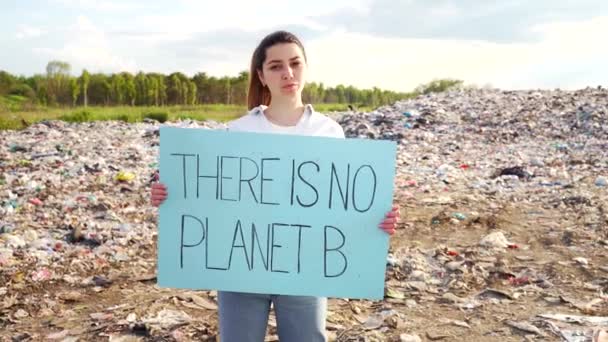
left=334, top=87, right=608, bottom=341
left=338, top=87, right=608, bottom=215
left=1, top=87, right=608, bottom=341
left=339, top=87, right=608, bottom=142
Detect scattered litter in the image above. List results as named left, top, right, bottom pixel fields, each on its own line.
left=142, top=309, right=192, bottom=331
left=479, top=232, right=512, bottom=249
left=3, top=88, right=608, bottom=339
left=538, top=313, right=608, bottom=325
left=400, top=333, right=422, bottom=342
left=504, top=320, right=545, bottom=336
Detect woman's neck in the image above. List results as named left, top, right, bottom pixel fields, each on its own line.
left=265, top=97, right=305, bottom=126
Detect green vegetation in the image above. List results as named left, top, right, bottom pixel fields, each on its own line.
left=0, top=104, right=248, bottom=130
left=0, top=61, right=464, bottom=130
left=143, top=111, right=169, bottom=123
left=0, top=61, right=410, bottom=108
left=414, top=79, right=464, bottom=95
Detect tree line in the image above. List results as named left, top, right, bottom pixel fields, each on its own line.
left=0, top=61, right=425, bottom=108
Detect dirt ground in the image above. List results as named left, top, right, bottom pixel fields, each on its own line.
left=2, top=89, right=608, bottom=341
left=2, top=185, right=607, bottom=341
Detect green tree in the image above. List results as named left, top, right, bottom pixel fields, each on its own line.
left=157, top=75, right=167, bottom=106
left=110, top=74, right=126, bottom=105
left=415, top=79, right=463, bottom=95
left=135, top=72, right=147, bottom=105
left=181, top=80, right=189, bottom=105
left=188, top=81, right=197, bottom=105
left=0, top=70, right=15, bottom=95
left=69, top=77, right=80, bottom=106
left=86, top=73, right=110, bottom=105
left=1, top=61, right=423, bottom=109
left=302, top=82, right=317, bottom=103
left=46, top=60, right=71, bottom=105
left=318, top=83, right=325, bottom=103
left=192, top=72, right=210, bottom=103
left=167, top=73, right=182, bottom=105
left=229, top=71, right=248, bottom=105
left=335, top=84, right=346, bottom=103
left=79, top=69, right=90, bottom=106
left=102, top=78, right=111, bottom=105
left=34, top=75, right=49, bottom=105
left=148, top=76, right=159, bottom=106
left=222, top=77, right=231, bottom=104
left=122, top=72, right=136, bottom=106
left=9, top=83, right=36, bottom=99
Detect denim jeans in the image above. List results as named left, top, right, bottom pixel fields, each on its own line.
left=218, top=291, right=327, bottom=342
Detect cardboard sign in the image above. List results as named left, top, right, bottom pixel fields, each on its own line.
left=157, top=126, right=396, bottom=299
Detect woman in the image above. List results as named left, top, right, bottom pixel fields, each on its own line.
left=151, top=30, right=400, bottom=342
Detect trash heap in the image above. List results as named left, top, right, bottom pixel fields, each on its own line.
left=1, top=87, right=607, bottom=341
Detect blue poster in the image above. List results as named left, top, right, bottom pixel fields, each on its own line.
left=157, top=126, right=396, bottom=299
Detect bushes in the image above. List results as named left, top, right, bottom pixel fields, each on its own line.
left=0, top=118, right=22, bottom=130
left=116, top=114, right=131, bottom=122
left=414, top=79, right=464, bottom=95
left=54, top=109, right=169, bottom=124
left=144, top=111, right=168, bottom=123
left=60, top=110, right=92, bottom=122
left=9, top=84, right=36, bottom=99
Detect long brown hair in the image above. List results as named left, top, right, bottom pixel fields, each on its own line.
left=247, top=30, right=307, bottom=110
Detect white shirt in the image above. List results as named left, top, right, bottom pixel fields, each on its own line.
left=268, top=121, right=298, bottom=133
left=227, top=104, right=345, bottom=139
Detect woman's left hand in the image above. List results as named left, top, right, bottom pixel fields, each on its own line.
left=379, top=205, right=400, bottom=235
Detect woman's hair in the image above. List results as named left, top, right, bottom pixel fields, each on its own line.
left=247, top=30, right=307, bottom=110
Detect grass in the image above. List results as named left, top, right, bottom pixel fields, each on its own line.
left=0, top=95, right=30, bottom=112
left=0, top=104, right=243, bottom=130
left=0, top=98, right=373, bottom=131
left=314, top=103, right=372, bottom=113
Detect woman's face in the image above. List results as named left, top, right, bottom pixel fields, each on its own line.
left=258, top=42, right=307, bottom=99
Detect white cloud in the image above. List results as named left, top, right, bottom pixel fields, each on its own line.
left=33, top=16, right=137, bottom=74
left=120, top=0, right=369, bottom=44
left=530, top=15, right=608, bottom=47
left=51, top=0, right=145, bottom=11
left=15, top=25, right=47, bottom=39
left=312, top=0, right=607, bottom=43
left=6, top=2, right=606, bottom=91
left=499, top=15, right=608, bottom=89
left=305, top=15, right=608, bottom=91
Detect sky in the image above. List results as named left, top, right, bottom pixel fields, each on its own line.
left=1, top=0, right=607, bottom=92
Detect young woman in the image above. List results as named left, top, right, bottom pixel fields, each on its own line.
left=151, top=30, right=400, bottom=342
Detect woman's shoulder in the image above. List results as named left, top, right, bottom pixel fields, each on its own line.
left=307, top=104, right=345, bottom=138
left=227, top=106, right=266, bottom=131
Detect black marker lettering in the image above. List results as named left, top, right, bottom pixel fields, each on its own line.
left=260, top=158, right=280, bottom=205
left=227, top=220, right=251, bottom=270
left=296, top=161, right=319, bottom=207
left=205, top=218, right=228, bottom=270
left=329, top=163, right=350, bottom=210
left=291, top=223, right=311, bottom=273
left=220, top=156, right=238, bottom=201
left=239, top=157, right=259, bottom=203
left=179, top=214, right=205, bottom=268
left=290, top=159, right=296, bottom=205
left=270, top=223, right=289, bottom=273
left=197, top=155, right=220, bottom=199
left=170, top=153, right=195, bottom=199
left=250, top=222, right=269, bottom=271
left=352, top=165, right=377, bottom=213
left=324, top=225, right=347, bottom=277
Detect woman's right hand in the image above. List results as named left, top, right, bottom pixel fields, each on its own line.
left=151, top=182, right=168, bottom=207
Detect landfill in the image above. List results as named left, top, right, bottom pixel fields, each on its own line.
left=1, top=87, right=607, bottom=341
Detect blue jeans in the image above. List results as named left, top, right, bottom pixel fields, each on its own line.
left=218, top=291, right=327, bottom=342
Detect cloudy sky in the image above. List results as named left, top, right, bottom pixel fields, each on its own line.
left=2, top=0, right=607, bottom=92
